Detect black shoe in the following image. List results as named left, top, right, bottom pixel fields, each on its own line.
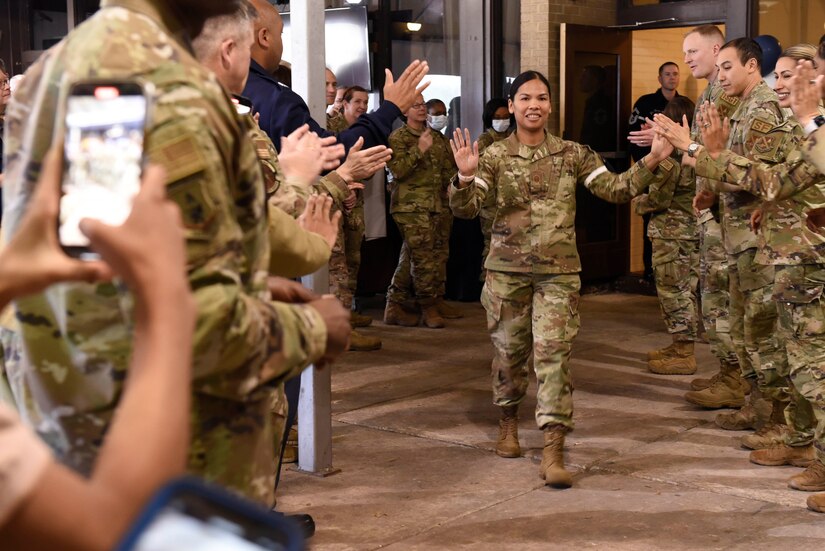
left=286, top=513, right=315, bottom=539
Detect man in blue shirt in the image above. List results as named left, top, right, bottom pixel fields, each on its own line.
left=243, top=0, right=428, bottom=152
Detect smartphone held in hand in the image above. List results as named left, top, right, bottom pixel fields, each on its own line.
left=59, top=80, right=151, bottom=259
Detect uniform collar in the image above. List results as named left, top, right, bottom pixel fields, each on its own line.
left=101, top=0, right=188, bottom=49
left=729, top=80, right=770, bottom=122
left=249, top=59, right=282, bottom=87
left=504, top=130, right=564, bottom=160
left=404, top=123, right=425, bottom=136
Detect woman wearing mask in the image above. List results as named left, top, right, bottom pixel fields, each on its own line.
left=450, top=71, right=674, bottom=487
left=385, top=95, right=458, bottom=328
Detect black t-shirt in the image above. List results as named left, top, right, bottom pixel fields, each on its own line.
left=628, top=88, right=678, bottom=162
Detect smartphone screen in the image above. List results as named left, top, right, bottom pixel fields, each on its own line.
left=117, top=478, right=302, bottom=551
left=59, top=82, right=147, bottom=257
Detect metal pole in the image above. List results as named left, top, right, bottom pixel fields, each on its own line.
left=291, top=0, right=339, bottom=477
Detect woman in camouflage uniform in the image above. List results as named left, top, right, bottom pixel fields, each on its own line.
left=450, top=71, right=674, bottom=488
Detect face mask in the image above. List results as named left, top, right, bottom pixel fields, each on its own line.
left=492, top=119, right=510, bottom=133
left=427, top=114, right=448, bottom=131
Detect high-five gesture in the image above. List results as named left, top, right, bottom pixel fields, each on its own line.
left=652, top=112, right=692, bottom=152
left=450, top=128, right=479, bottom=187
left=383, top=60, right=431, bottom=113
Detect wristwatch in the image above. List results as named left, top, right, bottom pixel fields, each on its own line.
left=687, top=142, right=701, bottom=158
left=814, top=115, right=825, bottom=128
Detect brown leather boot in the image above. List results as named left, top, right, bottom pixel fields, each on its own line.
left=789, top=460, right=825, bottom=491
left=690, top=360, right=746, bottom=392
left=495, top=406, right=521, bottom=458
left=808, top=492, right=825, bottom=513
left=540, top=425, right=573, bottom=488
left=648, top=341, right=697, bottom=375
left=350, top=311, right=373, bottom=328
left=740, top=400, right=789, bottom=449
left=684, top=364, right=747, bottom=409
left=383, top=301, right=419, bottom=327
left=422, top=305, right=445, bottom=329
left=348, top=329, right=382, bottom=351
left=436, top=299, right=463, bottom=319
left=715, top=379, right=770, bottom=431
left=749, top=444, right=814, bottom=467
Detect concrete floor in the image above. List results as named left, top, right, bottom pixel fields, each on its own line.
left=278, top=293, right=825, bottom=550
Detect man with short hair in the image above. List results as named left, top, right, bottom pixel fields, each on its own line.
left=0, top=0, right=350, bottom=509
left=629, top=61, right=681, bottom=284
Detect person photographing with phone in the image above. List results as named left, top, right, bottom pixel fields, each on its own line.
left=0, top=144, right=197, bottom=551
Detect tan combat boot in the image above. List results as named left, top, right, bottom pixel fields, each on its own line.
left=648, top=341, right=697, bottom=375
left=749, top=443, right=814, bottom=467
left=350, top=311, right=373, bottom=328
left=715, top=379, right=771, bottom=431
left=348, top=329, right=382, bottom=351
left=684, top=362, right=747, bottom=409
left=540, top=425, right=573, bottom=488
left=495, top=406, right=521, bottom=458
left=690, top=360, right=746, bottom=392
left=647, top=342, right=677, bottom=361
left=808, top=493, right=825, bottom=513
left=422, top=304, right=445, bottom=329
left=436, top=299, right=463, bottom=319
left=788, top=460, right=825, bottom=491
left=383, top=301, right=420, bottom=327
left=282, top=426, right=298, bottom=464
left=740, top=400, right=789, bottom=449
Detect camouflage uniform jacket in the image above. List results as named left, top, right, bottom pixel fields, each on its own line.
left=633, top=155, right=698, bottom=241
left=326, top=111, right=348, bottom=134
left=388, top=124, right=457, bottom=214
left=1, top=0, right=327, bottom=446
left=477, top=128, right=511, bottom=155
left=695, top=111, right=825, bottom=266
left=450, top=131, right=674, bottom=274
left=709, top=80, right=790, bottom=255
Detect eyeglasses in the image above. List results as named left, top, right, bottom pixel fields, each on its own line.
left=410, top=103, right=426, bottom=109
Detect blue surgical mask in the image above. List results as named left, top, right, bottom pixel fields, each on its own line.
left=427, top=114, right=448, bottom=131
left=492, top=119, right=510, bottom=133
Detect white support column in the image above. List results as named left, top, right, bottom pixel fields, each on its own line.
left=292, top=0, right=339, bottom=477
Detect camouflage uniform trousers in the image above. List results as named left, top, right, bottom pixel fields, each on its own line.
left=479, top=201, right=495, bottom=283
left=651, top=238, right=699, bottom=342
left=481, top=270, right=581, bottom=430
left=729, top=248, right=789, bottom=402
left=329, top=194, right=365, bottom=310
left=774, top=264, right=825, bottom=460
left=435, top=207, right=452, bottom=298
left=699, top=218, right=738, bottom=365
left=387, top=210, right=446, bottom=307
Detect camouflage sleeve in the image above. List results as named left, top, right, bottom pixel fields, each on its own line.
left=149, top=99, right=327, bottom=394
left=313, top=171, right=350, bottom=208
left=268, top=206, right=331, bottom=277
left=449, top=149, right=495, bottom=219
left=442, top=137, right=458, bottom=184
left=477, top=131, right=494, bottom=156
left=695, top=147, right=821, bottom=202
left=387, top=132, right=425, bottom=180
left=577, top=144, right=674, bottom=203
left=633, top=162, right=680, bottom=214
left=267, top=177, right=310, bottom=217
left=802, top=126, right=825, bottom=177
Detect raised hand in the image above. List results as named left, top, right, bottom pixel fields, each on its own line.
left=418, top=127, right=433, bottom=154
left=698, top=102, right=730, bottom=159
left=790, top=60, right=824, bottom=127
left=337, top=136, right=393, bottom=182
left=450, top=128, right=479, bottom=184
left=652, top=113, right=692, bottom=152
left=649, top=130, right=674, bottom=162
left=627, top=121, right=655, bottom=148
left=279, top=125, right=325, bottom=186
left=383, top=60, right=431, bottom=112
left=297, top=194, right=341, bottom=249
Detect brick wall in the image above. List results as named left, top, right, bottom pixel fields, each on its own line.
left=520, top=0, right=617, bottom=135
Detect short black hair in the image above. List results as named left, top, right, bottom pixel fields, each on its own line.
left=482, top=98, right=509, bottom=129
left=508, top=70, right=551, bottom=101
left=721, top=37, right=763, bottom=69
left=658, top=62, right=679, bottom=75
left=425, top=98, right=446, bottom=112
